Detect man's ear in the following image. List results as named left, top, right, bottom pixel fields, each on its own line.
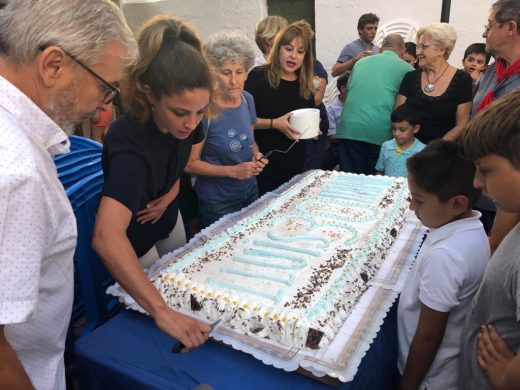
left=38, top=46, right=68, bottom=88
left=412, top=124, right=421, bottom=134
left=451, top=194, right=469, bottom=216
left=507, top=20, right=519, bottom=35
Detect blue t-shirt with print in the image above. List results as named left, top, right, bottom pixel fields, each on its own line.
left=375, top=138, right=426, bottom=177
left=195, top=91, right=257, bottom=203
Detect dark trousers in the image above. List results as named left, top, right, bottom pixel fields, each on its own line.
left=257, top=176, right=288, bottom=197
left=303, top=134, right=327, bottom=171
left=321, top=139, right=340, bottom=171
left=338, top=139, right=381, bottom=175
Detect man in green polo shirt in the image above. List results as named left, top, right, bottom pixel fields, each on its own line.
left=336, top=33, right=414, bottom=174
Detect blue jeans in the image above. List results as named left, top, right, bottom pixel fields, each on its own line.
left=338, top=139, right=381, bottom=175
left=199, top=186, right=259, bottom=229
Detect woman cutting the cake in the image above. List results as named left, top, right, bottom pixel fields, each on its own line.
left=92, top=15, right=215, bottom=350
left=185, top=32, right=267, bottom=228
left=245, top=20, right=317, bottom=195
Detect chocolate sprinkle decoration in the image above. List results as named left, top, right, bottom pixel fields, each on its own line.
left=360, top=271, right=368, bottom=283
left=190, top=294, right=202, bottom=311
left=287, top=248, right=353, bottom=309
left=305, top=328, right=324, bottom=349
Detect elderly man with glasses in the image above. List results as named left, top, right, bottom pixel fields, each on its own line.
left=469, top=0, right=520, bottom=284
left=0, top=1, right=137, bottom=389
left=473, top=0, right=520, bottom=115
left=459, top=4, right=520, bottom=389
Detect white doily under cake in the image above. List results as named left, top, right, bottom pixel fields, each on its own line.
left=107, top=171, right=426, bottom=382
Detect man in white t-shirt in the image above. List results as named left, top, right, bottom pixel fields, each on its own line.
left=0, top=1, right=137, bottom=389
left=398, top=140, right=489, bottom=389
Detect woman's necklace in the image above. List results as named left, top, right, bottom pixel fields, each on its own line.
left=423, top=63, right=450, bottom=93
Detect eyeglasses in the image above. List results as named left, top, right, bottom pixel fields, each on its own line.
left=40, top=45, right=120, bottom=104
left=484, top=21, right=503, bottom=33
left=416, top=43, right=436, bottom=51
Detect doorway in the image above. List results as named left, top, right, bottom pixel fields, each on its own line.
left=266, top=0, right=316, bottom=55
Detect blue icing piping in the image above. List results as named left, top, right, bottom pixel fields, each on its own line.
left=160, top=171, right=408, bottom=328
left=266, top=215, right=330, bottom=249
left=253, top=239, right=321, bottom=257
left=303, top=182, right=409, bottom=320
left=245, top=248, right=307, bottom=265
left=162, top=171, right=326, bottom=273
left=207, top=277, right=284, bottom=302
left=220, top=266, right=295, bottom=286
left=233, top=255, right=306, bottom=270
left=266, top=231, right=330, bottom=249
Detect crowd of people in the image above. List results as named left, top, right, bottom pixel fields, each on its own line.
left=2, top=0, right=520, bottom=389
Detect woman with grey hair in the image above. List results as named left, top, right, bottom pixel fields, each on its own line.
left=186, top=31, right=267, bottom=228
left=396, top=23, right=473, bottom=143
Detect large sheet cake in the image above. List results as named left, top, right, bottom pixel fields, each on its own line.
left=153, top=170, right=409, bottom=349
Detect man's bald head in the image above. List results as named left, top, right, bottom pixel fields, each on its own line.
left=381, top=33, right=406, bottom=57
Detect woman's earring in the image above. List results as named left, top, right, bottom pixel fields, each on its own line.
left=151, top=105, right=155, bottom=113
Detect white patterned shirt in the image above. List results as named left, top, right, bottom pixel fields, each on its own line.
left=0, top=75, right=77, bottom=390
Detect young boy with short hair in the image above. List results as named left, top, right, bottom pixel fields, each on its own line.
left=375, top=104, right=425, bottom=177
left=398, top=140, right=490, bottom=389
left=462, top=43, right=491, bottom=93
left=459, top=89, right=520, bottom=389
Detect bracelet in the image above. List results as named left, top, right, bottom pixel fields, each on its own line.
left=270, top=118, right=273, bottom=128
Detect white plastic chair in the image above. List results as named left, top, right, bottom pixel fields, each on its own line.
left=375, top=19, right=420, bottom=47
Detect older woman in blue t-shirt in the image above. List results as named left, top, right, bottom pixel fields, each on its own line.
left=186, top=32, right=267, bottom=228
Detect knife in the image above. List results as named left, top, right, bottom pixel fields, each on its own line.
left=171, top=319, right=221, bottom=353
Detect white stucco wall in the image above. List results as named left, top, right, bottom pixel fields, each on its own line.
left=121, top=0, right=266, bottom=47
left=121, top=0, right=494, bottom=76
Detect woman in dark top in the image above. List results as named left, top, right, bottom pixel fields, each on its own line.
left=92, top=15, right=214, bottom=351
left=396, top=23, right=472, bottom=144
left=245, top=20, right=317, bottom=195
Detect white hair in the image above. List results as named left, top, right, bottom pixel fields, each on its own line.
left=417, top=23, right=457, bottom=60
left=0, top=0, right=138, bottom=67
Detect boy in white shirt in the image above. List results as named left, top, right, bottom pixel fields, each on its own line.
left=398, top=140, right=490, bottom=389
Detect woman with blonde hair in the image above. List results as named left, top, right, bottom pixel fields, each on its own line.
left=396, top=23, right=473, bottom=143
left=253, top=15, right=288, bottom=66
left=245, top=20, right=317, bottom=194
left=93, top=15, right=214, bottom=351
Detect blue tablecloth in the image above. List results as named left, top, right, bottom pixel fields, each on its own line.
left=75, top=300, right=399, bottom=390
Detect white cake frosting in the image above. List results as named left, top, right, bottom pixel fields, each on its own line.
left=153, top=170, right=409, bottom=349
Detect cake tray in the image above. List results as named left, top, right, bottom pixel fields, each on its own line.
left=108, top=171, right=426, bottom=382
